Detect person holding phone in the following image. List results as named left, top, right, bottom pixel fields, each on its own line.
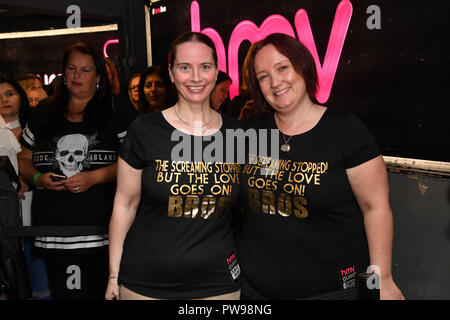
left=18, top=42, right=137, bottom=300
left=49, top=174, right=66, bottom=182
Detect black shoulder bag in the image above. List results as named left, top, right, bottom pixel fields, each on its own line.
left=0, top=155, right=32, bottom=300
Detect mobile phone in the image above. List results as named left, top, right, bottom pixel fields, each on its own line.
left=50, top=174, right=67, bottom=182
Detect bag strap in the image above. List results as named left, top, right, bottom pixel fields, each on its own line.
left=0, top=156, right=21, bottom=193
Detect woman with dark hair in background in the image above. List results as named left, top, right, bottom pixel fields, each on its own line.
left=0, top=72, right=31, bottom=215
left=106, top=31, right=242, bottom=300
left=17, top=42, right=136, bottom=300
left=136, top=65, right=175, bottom=114
left=0, top=78, right=32, bottom=300
left=238, top=33, right=404, bottom=300
left=210, top=70, right=232, bottom=113
left=0, top=72, right=33, bottom=224
left=227, top=44, right=255, bottom=122
left=0, top=73, right=31, bottom=138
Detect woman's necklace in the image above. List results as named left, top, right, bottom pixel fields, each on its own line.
left=174, top=104, right=215, bottom=133
left=280, top=134, right=294, bottom=153
left=277, top=105, right=313, bottom=153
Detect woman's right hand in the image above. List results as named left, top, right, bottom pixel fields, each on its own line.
left=36, top=172, right=67, bottom=191
left=105, top=278, right=120, bottom=300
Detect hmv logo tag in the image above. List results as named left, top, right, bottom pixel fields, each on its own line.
left=226, top=252, right=241, bottom=281
left=339, top=265, right=356, bottom=289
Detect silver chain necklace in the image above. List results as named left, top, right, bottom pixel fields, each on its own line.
left=276, top=105, right=313, bottom=152
left=174, top=104, right=215, bottom=133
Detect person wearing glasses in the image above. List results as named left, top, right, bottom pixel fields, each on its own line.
left=127, top=74, right=140, bottom=110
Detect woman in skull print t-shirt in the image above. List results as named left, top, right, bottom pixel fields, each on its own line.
left=18, top=42, right=137, bottom=300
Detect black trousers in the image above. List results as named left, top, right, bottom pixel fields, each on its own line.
left=42, top=248, right=108, bottom=300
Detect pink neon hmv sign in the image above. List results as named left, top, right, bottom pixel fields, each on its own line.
left=190, top=0, right=353, bottom=103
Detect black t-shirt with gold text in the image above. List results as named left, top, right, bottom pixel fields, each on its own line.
left=118, top=111, right=243, bottom=299
left=238, top=108, right=381, bottom=299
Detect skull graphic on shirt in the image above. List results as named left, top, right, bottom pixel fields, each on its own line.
left=55, top=134, right=89, bottom=177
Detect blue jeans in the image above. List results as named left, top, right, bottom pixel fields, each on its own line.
left=23, top=240, right=52, bottom=300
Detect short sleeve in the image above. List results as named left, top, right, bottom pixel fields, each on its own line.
left=112, top=94, right=138, bottom=143
left=20, top=105, right=42, bottom=150
left=118, top=115, right=145, bottom=170
left=342, top=112, right=381, bottom=168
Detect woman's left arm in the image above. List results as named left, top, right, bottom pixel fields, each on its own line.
left=63, top=163, right=117, bottom=193
left=346, top=155, right=405, bottom=300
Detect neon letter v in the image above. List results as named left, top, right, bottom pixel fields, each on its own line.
left=294, top=0, right=353, bottom=103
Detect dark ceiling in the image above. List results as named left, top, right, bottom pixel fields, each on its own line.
left=0, top=3, right=117, bottom=33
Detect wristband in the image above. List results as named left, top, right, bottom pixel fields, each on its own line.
left=33, top=172, right=42, bottom=186
left=109, top=276, right=118, bottom=280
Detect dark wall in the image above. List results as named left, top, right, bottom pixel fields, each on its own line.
left=0, top=32, right=119, bottom=82
left=0, top=0, right=124, bottom=20
left=389, top=172, right=450, bottom=299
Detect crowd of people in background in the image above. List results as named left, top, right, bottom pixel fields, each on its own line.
left=3, top=49, right=246, bottom=132
left=0, top=32, right=404, bottom=301
left=0, top=38, right=247, bottom=300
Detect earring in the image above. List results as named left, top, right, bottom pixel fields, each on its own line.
left=96, top=82, right=99, bottom=90
left=63, top=77, right=66, bottom=85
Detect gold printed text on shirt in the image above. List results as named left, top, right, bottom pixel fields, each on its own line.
left=215, top=196, right=231, bottom=218
left=201, top=195, right=216, bottom=219
left=167, top=195, right=231, bottom=219
left=184, top=195, right=200, bottom=218
left=168, top=196, right=183, bottom=217
left=277, top=193, right=292, bottom=217
left=262, top=190, right=276, bottom=215
left=293, top=197, right=308, bottom=218
left=248, top=189, right=309, bottom=219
